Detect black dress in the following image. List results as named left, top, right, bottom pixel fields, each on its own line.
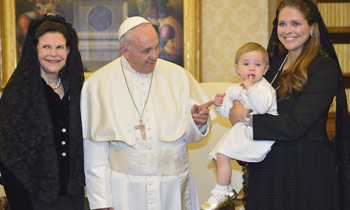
left=244, top=54, right=340, bottom=210
left=30, top=80, right=84, bottom=210
left=0, top=81, right=84, bottom=210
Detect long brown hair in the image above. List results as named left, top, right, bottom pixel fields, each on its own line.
left=276, top=0, right=321, bottom=100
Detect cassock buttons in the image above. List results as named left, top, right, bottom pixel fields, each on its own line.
left=61, top=141, right=66, bottom=145
left=61, top=128, right=67, bottom=133
left=62, top=152, right=67, bottom=157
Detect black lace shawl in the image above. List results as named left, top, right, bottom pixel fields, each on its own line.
left=267, top=1, right=350, bottom=209
left=0, top=15, right=84, bottom=203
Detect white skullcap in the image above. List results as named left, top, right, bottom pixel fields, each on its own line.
left=118, top=16, right=150, bottom=40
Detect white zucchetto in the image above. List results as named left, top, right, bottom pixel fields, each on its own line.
left=118, top=16, right=150, bottom=40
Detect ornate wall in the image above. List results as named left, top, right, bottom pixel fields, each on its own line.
left=201, top=0, right=269, bottom=83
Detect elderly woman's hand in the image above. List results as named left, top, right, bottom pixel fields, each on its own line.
left=229, top=100, right=249, bottom=126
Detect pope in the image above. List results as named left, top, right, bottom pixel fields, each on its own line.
left=81, top=16, right=213, bottom=210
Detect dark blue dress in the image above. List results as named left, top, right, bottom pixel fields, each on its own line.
left=244, top=55, right=340, bottom=210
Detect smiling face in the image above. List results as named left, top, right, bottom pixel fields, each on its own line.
left=277, top=6, right=314, bottom=57
left=120, top=24, right=160, bottom=74
left=37, top=32, right=69, bottom=76
left=235, top=50, right=269, bottom=83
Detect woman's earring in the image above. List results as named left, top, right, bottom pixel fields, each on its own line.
left=310, top=32, right=314, bottom=37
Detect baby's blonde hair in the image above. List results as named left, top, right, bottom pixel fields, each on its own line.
left=235, top=42, right=269, bottom=65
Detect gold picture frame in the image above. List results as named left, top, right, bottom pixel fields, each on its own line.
left=0, top=0, right=201, bottom=88
left=1, top=0, right=17, bottom=89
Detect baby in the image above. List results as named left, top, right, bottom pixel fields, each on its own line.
left=201, top=42, right=278, bottom=210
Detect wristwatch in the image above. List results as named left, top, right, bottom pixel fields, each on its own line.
left=244, top=109, right=253, bottom=126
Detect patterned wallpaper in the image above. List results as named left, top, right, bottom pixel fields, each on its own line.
left=201, top=0, right=269, bottom=83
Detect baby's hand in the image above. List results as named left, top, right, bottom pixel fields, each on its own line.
left=240, top=76, right=254, bottom=90
left=214, top=93, right=226, bottom=106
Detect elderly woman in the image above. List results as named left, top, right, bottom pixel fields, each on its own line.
left=0, top=15, right=85, bottom=210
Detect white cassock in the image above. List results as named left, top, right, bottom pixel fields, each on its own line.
left=81, top=56, right=209, bottom=210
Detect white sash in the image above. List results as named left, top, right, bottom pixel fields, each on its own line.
left=108, top=143, right=188, bottom=176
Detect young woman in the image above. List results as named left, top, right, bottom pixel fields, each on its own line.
left=229, top=0, right=349, bottom=209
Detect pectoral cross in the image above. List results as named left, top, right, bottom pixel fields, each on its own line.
left=135, top=119, right=146, bottom=140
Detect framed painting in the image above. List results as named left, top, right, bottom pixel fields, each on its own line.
left=0, top=0, right=201, bottom=88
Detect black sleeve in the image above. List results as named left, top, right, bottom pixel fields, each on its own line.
left=253, top=56, right=339, bottom=141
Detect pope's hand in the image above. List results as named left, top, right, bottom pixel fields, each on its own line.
left=191, top=100, right=214, bottom=125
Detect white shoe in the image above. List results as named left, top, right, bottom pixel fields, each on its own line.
left=200, top=188, right=237, bottom=210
